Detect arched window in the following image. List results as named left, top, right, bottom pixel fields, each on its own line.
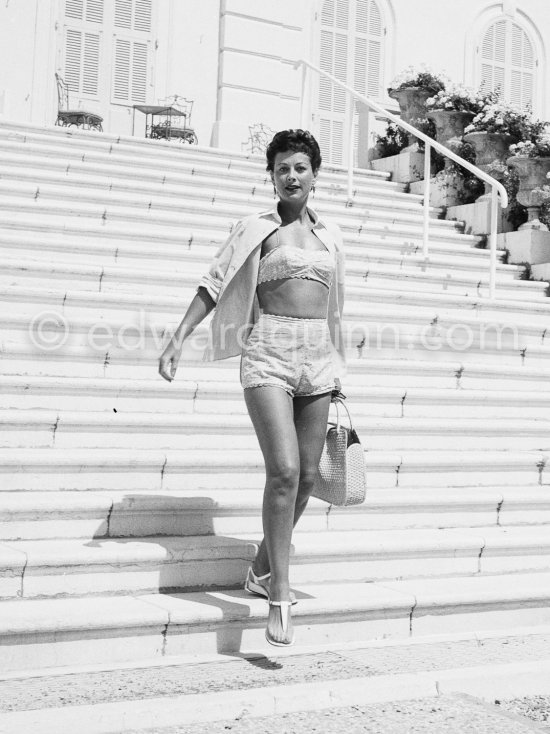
left=479, top=18, right=535, bottom=108
left=318, top=0, right=385, bottom=165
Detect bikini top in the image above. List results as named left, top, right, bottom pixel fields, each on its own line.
left=257, top=240, right=335, bottom=288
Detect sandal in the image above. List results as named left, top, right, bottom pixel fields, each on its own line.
left=244, top=567, right=297, bottom=605
left=265, top=600, right=295, bottom=647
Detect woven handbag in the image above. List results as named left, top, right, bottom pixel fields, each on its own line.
left=312, top=395, right=366, bottom=506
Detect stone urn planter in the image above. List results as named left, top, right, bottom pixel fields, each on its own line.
left=428, top=110, right=474, bottom=148
left=428, top=110, right=475, bottom=171
left=506, top=156, right=550, bottom=230
left=464, top=131, right=517, bottom=199
left=388, top=86, right=433, bottom=148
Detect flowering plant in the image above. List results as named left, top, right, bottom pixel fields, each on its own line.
left=509, top=126, right=550, bottom=157
left=464, top=99, right=533, bottom=140
left=388, top=65, right=446, bottom=94
left=426, top=85, right=486, bottom=114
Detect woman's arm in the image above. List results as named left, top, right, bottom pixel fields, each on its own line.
left=158, top=219, right=246, bottom=382
left=158, top=287, right=215, bottom=382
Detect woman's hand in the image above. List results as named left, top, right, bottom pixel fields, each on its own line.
left=159, top=341, right=182, bottom=382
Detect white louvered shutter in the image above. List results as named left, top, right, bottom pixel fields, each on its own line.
left=112, top=0, right=152, bottom=104
left=318, top=0, right=384, bottom=166
left=510, top=23, right=534, bottom=108
left=113, top=37, right=149, bottom=104
left=480, top=20, right=506, bottom=96
left=63, top=0, right=102, bottom=100
left=318, top=0, right=349, bottom=165
left=64, top=28, right=100, bottom=97
left=65, top=0, right=103, bottom=23
left=114, top=0, right=152, bottom=32
left=480, top=19, right=535, bottom=108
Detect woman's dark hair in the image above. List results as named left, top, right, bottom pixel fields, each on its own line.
left=266, top=129, right=322, bottom=173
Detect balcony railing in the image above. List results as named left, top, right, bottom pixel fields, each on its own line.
left=295, top=59, right=509, bottom=300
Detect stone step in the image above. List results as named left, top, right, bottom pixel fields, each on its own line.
left=2, top=486, right=549, bottom=541
left=2, top=573, right=550, bottom=672
left=3, top=527, right=550, bottom=601
left=0, top=189, right=462, bottom=244
left=0, top=253, right=542, bottom=305
left=2, top=273, right=550, bottom=343
left=0, top=229, right=514, bottom=283
left=0, top=207, right=482, bottom=254
left=0, top=159, right=435, bottom=213
left=4, top=334, right=550, bottom=388
left=0, top=447, right=547, bottom=491
left=4, top=305, right=550, bottom=369
left=1, top=410, right=549, bottom=452
left=0, top=225, right=491, bottom=269
left=2, top=374, right=550, bottom=419
left=0, top=122, right=398, bottom=185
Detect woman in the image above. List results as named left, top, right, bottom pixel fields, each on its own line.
left=159, top=129, right=346, bottom=646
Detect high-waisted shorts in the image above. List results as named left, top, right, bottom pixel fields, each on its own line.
left=240, top=312, right=335, bottom=397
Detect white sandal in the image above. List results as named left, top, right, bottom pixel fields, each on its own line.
left=244, top=567, right=297, bottom=605
left=265, top=600, right=295, bottom=647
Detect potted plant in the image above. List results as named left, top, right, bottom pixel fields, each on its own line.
left=426, top=85, right=485, bottom=150
left=464, top=97, right=533, bottom=198
left=388, top=65, right=446, bottom=148
left=507, top=126, right=550, bottom=230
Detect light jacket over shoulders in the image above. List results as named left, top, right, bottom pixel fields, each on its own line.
left=196, top=205, right=347, bottom=379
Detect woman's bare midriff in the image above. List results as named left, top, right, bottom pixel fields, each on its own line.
left=257, top=278, right=329, bottom=319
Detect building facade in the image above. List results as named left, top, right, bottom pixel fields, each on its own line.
left=0, top=0, right=547, bottom=165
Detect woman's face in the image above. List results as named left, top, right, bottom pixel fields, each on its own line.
left=271, top=150, right=317, bottom=203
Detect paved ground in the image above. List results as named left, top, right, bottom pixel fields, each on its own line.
left=2, top=633, right=550, bottom=733
left=124, top=695, right=547, bottom=734
left=3, top=634, right=550, bottom=712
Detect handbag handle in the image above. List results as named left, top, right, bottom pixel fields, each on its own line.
left=330, top=395, right=354, bottom=432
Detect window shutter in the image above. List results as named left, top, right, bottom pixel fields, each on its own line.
left=480, top=19, right=534, bottom=107
left=131, top=42, right=148, bottom=102
left=64, top=28, right=100, bottom=97
left=115, top=0, right=132, bottom=29
left=113, top=36, right=149, bottom=104
left=134, top=0, right=152, bottom=32
left=510, top=22, right=534, bottom=108
left=82, top=33, right=100, bottom=95
left=115, top=0, right=151, bottom=32
left=318, top=0, right=349, bottom=165
left=318, top=0, right=384, bottom=165
left=480, top=20, right=506, bottom=96
left=113, top=38, right=131, bottom=101
left=65, top=0, right=103, bottom=23
left=85, top=0, right=103, bottom=23
left=65, top=29, right=83, bottom=92
left=66, top=0, right=83, bottom=20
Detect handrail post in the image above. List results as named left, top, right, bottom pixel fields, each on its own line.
left=489, top=187, right=498, bottom=300
left=347, top=95, right=354, bottom=202
left=423, top=143, right=431, bottom=259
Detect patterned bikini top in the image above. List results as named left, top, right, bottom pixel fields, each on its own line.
left=257, top=243, right=334, bottom=288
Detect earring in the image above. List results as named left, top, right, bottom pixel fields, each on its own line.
left=273, top=184, right=277, bottom=198
left=311, top=183, right=316, bottom=196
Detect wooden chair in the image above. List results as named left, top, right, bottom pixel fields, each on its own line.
left=149, top=95, right=197, bottom=144
left=55, top=73, right=103, bottom=132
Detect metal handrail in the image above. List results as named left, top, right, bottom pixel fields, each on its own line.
left=295, top=59, right=509, bottom=300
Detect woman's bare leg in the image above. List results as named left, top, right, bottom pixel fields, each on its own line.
left=244, top=385, right=300, bottom=644
left=252, top=391, right=332, bottom=585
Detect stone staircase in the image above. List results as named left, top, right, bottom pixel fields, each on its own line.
left=2, top=120, right=550, bottom=675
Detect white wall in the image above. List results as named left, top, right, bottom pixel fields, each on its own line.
left=0, top=0, right=548, bottom=145
left=0, top=0, right=58, bottom=124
